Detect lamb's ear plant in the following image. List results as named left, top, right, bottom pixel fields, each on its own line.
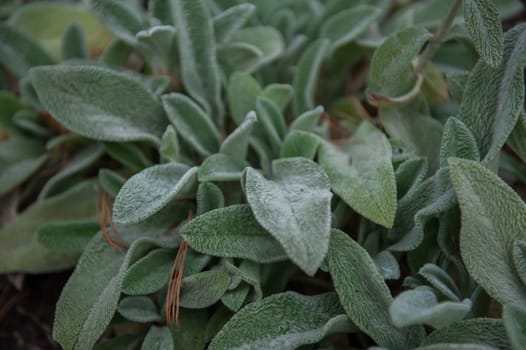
left=1, top=0, right=526, bottom=349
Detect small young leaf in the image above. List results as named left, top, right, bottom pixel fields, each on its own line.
left=280, top=130, right=320, bottom=160
left=198, top=154, right=247, bottom=182
left=513, top=240, right=526, bottom=286
left=321, top=5, right=381, bottom=52
left=439, top=117, right=480, bottom=167
left=179, top=270, right=231, bottom=309
left=117, top=296, right=161, bottom=323
left=159, top=126, right=180, bottom=163
left=262, top=84, right=293, bottom=111
left=255, top=96, right=285, bottom=155
left=122, top=248, right=173, bottom=296
left=173, top=0, right=223, bottom=126
left=503, top=304, right=526, bottom=350
left=98, top=169, right=126, bottom=198
left=319, top=122, right=397, bottom=228
left=227, top=71, right=262, bottom=125
left=449, top=158, right=526, bottom=306
left=180, top=205, right=287, bottom=263
left=141, top=326, right=174, bottom=350
left=244, top=158, right=332, bottom=276
left=394, top=156, right=428, bottom=199
left=464, top=0, right=504, bottom=67
left=418, top=264, right=462, bottom=302
left=222, top=284, right=251, bottom=312
left=31, top=65, right=167, bottom=145
left=0, top=22, right=54, bottom=77
left=113, top=164, right=198, bottom=224
left=62, top=23, right=88, bottom=60
left=171, top=309, right=207, bottom=349
left=37, top=221, right=100, bottom=253
left=162, top=93, right=221, bottom=156
left=289, top=106, right=324, bottom=133
left=209, top=292, right=353, bottom=350
left=390, top=287, right=471, bottom=329
left=373, top=250, right=401, bottom=280
left=197, top=182, right=224, bottom=215
left=292, top=39, right=329, bottom=115
left=103, top=142, right=152, bottom=172
left=220, top=111, right=257, bottom=161
left=213, top=3, right=255, bottom=43
left=328, top=229, right=424, bottom=349
left=136, top=25, right=178, bottom=74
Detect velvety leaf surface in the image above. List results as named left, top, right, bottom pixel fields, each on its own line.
left=503, top=304, right=526, bottom=350
left=367, top=27, right=431, bottom=99
left=37, top=221, right=100, bottom=253
left=459, top=24, right=526, bottom=162
left=319, top=122, right=397, bottom=228
left=90, top=0, right=144, bottom=45
left=280, top=130, right=320, bottom=160
left=179, top=270, right=231, bottom=309
left=449, top=158, right=526, bottom=306
left=0, top=181, right=97, bottom=273
left=439, top=117, right=480, bottom=167
left=220, top=111, right=257, bottom=161
left=390, top=287, right=471, bottom=329
left=162, top=93, right=221, bottom=156
left=513, top=240, right=526, bottom=286
left=62, top=23, right=88, bottom=60
left=328, top=229, right=423, bottom=349
left=117, top=296, right=161, bottom=323
left=213, top=3, right=255, bottom=43
left=197, top=182, right=224, bottom=215
left=54, top=236, right=166, bottom=350
left=173, top=0, right=223, bottom=125
left=142, top=326, right=174, bottom=350
left=98, top=169, right=126, bottom=198
left=31, top=65, right=167, bottom=144
left=422, top=318, right=509, bottom=348
left=180, top=205, right=287, bottom=263
left=209, top=292, right=352, bottom=350
left=244, top=158, right=332, bottom=275
left=122, top=248, right=173, bottom=296
left=113, top=163, right=198, bottom=224
left=198, top=153, right=247, bottom=182
left=464, top=0, right=504, bottom=67
left=227, top=72, right=261, bottom=125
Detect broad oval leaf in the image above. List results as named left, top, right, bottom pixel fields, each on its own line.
left=244, top=158, right=332, bottom=276
left=179, top=270, right=231, bottom=309
left=122, top=248, right=173, bottom=296
left=449, top=157, right=526, bottom=306
left=390, top=287, right=472, bottom=329
left=198, top=153, right=247, bottom=182
left=31, top=65, right=167, bottom=145
left=180, top=205, right=287, bottom=263
left=37, top=221, right=100, bottom=253
left=464, top=0, right=504, bottom=67
left=367, top=27, right=431, bottom=100
left=162, top=93, right=221, bottom=156
left=113, top=163, right=198, bottom=224
left=319, top=121, right=397, bottom=228
left=173, top=0, right=223, bottom=126
left=209, top=292, right=353, bottom=350
left=227, top=72, right=262, bottom=125
left=117, top=296, right=161, bottom=323
left=328, top=229, right=424, bottom=349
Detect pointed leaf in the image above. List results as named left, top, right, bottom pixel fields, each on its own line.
left=440, top=117, right=480, bottom=167
left=244, top=158, right=332, bottom=275
left=180, top=205, right=287, bottom=263
left=449, top=157, right=526, bottom=306
left=464, top=0, right=504, bottom=67
left=197, top=182, right=224, bottom=215
left=293, top=39, right=329, bottom=115
left=32, top=65, right=167, bottom=144
left=90, top=0, right=144, bottom=45
left=227, top=72, right=262, bottom=125
left=213, top=3, right=255, bottom=43
left=262, top=84, right=293, bottom=111
left=459, top=24, right=526, bottom=162
left=319, top=122, right=397, bottom=228
left=117, top=296, right=161, bottom=323
left=209, top=292, right=353, bottom=350
left=328, top=229, right=424, bottom=349
left=62, top=23, right=88, bottom=60
left=280, top=130, right=320, bottom=160
left=179, top=270, right=231, bottom=309
left=113, top=164, right=198, bottom=224
left=122, top=248, right=174, bottom=296
left=173, top=0, right=223, bottom=125
left=220, top=111, right=257, bottom=161
left=162, top=93, right=221, bottom=156
left=198, top=153, right=247, bottom=182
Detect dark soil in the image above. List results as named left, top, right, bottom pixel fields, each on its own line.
left=0, top=272, right=70, bottom=350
